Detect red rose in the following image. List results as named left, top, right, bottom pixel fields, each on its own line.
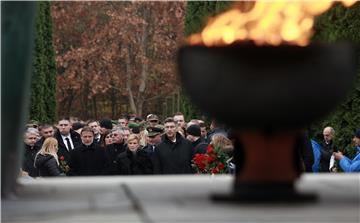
left=194, top=158, right=202, bottom=165
left=199, top=162, right=206, bottom=170
left=207, top=144, right=214, bottom=153
left=212, top=168, right=219, bottom=174
left=194, top=154, right=204, bottom=165
left=59, top=156, right=65, bottom=161
left=205, top=156, right=211, bottom=163
left=206, top=156, right=215, bottom=163
left=218, top=162, right=224, bottom=170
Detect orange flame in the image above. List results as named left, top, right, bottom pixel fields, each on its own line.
left=188, top=1, right=356, bottom=46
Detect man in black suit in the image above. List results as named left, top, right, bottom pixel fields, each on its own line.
left=55, top=117, right=81, bottom=173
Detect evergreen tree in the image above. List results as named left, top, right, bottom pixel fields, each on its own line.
left=29, top=1, right=57, bottom=124
left=310, top=2, right=360, bottom=157
left=184, top=1, right=231, bottom=36
left=181, top=1, right=231, bottom=121
left=42, top=1, right=57, bottom=123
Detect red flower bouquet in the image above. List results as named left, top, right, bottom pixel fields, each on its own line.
left=59, top=155, right=70, bottom=174
left=192, top=144, right=229, bottom=174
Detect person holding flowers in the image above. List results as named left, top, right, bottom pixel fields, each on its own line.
left=34, top=137, right=63, bottom=177
left=192, top=134, right=235, bottom=174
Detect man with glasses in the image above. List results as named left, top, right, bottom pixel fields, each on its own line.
left=105, top=127, right=126, bottom=175
left=153, top=117, right=194, bottom=174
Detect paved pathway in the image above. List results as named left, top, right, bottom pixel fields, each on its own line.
left=2, top=174, right=360, bottom=223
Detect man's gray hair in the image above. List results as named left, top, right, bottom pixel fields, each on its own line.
left=24, top=127, right=39, bottom=137
left=324, top=126, right=335, bottom=136
left=111, top=127, right=123, bottom=135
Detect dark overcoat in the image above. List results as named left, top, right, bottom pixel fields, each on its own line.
left=69, top=143, right=108, bottom=176
left=117, top=149, right=153, bottom=175
left=153, top=133, right=194, bottom=174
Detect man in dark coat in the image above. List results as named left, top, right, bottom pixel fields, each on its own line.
left=319, top=126, right=337, bottom=172
left=55, top=118, right=81, bottom=168
left=153, top=117, right=194, bottom=174
left=186, top=124, right=208, bottom=154
left=68, top=126, right=108, bottom=176
left=105, top=127, right=126, bottom=175
left=35, top=124, right=55, bottom=148
left=23, top=128, right=40, bottom=177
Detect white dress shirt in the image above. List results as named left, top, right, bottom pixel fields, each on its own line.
left=61, top=134, right=75, bottom=151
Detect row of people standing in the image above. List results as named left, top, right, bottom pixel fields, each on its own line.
left=24, top=126, right=155, bottom=177
left=22, top=114, right=232, bottom=177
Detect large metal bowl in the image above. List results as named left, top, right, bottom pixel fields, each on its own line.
left=178, top=43, right=357, bottom=129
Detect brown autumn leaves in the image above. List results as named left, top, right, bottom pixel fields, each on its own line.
left=52, top=2, right=185, bottom=119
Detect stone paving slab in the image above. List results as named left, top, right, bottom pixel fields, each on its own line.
left=1, top=174, right=359, bottom=223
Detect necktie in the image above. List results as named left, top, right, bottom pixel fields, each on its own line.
left=65, top=137, right=72, bottom=151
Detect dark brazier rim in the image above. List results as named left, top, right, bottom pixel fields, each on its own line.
left=179, top=41, right=355, bottom=50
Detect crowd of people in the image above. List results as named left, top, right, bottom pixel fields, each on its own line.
left=21, top=112, right=234, bottom=177
left=21, top=112, right=360, bottom=178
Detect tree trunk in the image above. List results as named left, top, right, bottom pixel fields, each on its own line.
left=110, top=87, right=117, bottom=118
left=82, top=81, right=89, bottom=120
left=66, top=90, right=74, bottom=117
left=92, top=95, right=98, bottom=119
left=136, top=7, right=151, bottom=117
left=125, top=44, right=137, bottom=114
left=137, top=99, right=144, bottom=117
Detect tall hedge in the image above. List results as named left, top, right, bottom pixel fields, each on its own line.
left=29, top=1, right=57, bottom=124
left=309, top=2, right=360, bottom=157
left=181, top=1, right=231, bottom=120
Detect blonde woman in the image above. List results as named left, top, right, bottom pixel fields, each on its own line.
left=211, top=134, right=235, bottom=174
left=34, top=137, right=62, bottom=176
left=117, top=134, right=153, bottom=175
left=211, top=134, right=234, bottom=153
